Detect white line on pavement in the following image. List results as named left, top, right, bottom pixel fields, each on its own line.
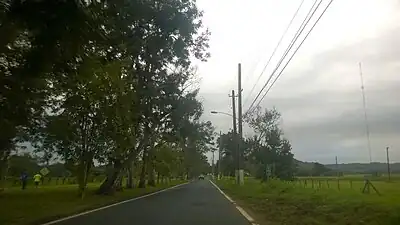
left=41, top=182, right=189, bottom=225
left=209, top=180, right=258, bottom=225
left=209, top=179, right=234, bottom=203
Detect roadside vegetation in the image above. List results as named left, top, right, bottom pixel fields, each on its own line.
left=217, top=178, right=400, bottom=225
left=1, top=0, right=214, bottom=224
left=213, top=101, right=400, bottom=225
left=1, top=0, right=212, bottom=193
left=3, top=179, right=184, bottom=225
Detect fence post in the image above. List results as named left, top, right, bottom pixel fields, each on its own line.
left=326, top=180, right=330, bottom=188
left=337, top=179, right=340, bottom=190
left=350, top=180, right=353, bottom=189
left=304, top=180, right=307, bottom=187
left=311, top=179, right=314, bottom=189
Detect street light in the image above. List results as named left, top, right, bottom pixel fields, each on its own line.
left=210, top=111, right=233, bottom=117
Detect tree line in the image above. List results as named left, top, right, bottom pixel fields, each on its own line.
left=216, top=106, right=297, bottom=181
left=0, top=0, right=214, bottom=196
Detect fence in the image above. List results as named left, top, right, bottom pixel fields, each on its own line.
left=292, top=178, right=394, bottom=195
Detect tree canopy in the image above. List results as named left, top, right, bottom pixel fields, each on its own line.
left=217, top=106, right=296, bottom=181
left=0, top=0, right=214, bottom=195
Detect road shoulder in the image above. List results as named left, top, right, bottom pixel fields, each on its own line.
left=209, top=180, right=260, bottom=225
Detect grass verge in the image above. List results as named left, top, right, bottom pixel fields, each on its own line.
left=2, top=180, right=185, bottom=225
left=216, top=178, right=400, bottom=225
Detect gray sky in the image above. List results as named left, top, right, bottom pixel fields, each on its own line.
left=196, top=0, right=400, bottom=164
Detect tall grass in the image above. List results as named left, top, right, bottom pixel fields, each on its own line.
left=216, top=177, right=400, bottom=225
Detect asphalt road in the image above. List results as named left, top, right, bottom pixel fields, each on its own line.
left=49, top=180, right=251, bottom=225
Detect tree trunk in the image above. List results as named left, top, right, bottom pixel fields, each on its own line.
left=147, top=151, right=155, bottom=187
left=77, top=158, right=91, bottom=199
left=126, top=162, right=134, bottom=189
left=116, top=175, right=123, bottom=192
left=148, top=171, right=155, bottom=186
left=97, top=161, right=123, bottom=195
left=0, top=145, right=11, bottom=191
left=0, top=158, right=8, bottom=191
left=138, top=151, right=147, bottom=188
left=77, top=163, right=86, bottom=198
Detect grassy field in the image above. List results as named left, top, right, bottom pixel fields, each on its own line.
left=4, top=176, right=107, bottom=188
left=298, top=173, right=400, bottom=181
left=1, top=180, right=185, bottom=225
left=216, top=177, right=400, bottom=225
left=295, top=178, right=399, bottom=196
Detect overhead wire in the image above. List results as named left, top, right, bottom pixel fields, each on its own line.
left=245, top=0, right=321, bottom=115
left=251, top=0, right=335, bottom=111
left=243, top=0, right=306, bottom=107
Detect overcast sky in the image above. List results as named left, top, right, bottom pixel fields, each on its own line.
left=195, top=0, right=400, bottom=164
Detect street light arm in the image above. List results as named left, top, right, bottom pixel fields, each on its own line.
left=210, top=111, right=233, bottom=117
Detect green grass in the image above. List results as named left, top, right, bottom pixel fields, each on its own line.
left=298, top=174, right=400, bottom=182
left=216, top=178, right=400, bottom=225
left=295, top=178, right=399, bottom=195
left=1, top=180, right=185, bottom=225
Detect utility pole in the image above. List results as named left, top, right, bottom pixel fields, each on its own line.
left=230, top=90, right=238, bottom=135
left=335, top=156, right=338, bottom=177
left=237, top=63, right=244, bottom=185
left=229, top=90, right=239, bottom=184
left=386, top=147, right=391, bottom=181
left=211, top=150, right=215, bottom=178
left=218, top=131, right=222, bottom=180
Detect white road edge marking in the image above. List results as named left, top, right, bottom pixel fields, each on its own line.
left=209, top=180, right=259, bottom=225
left=209, top=179, right=234, bottom=203
left=41, top=182, right=189, bottom=225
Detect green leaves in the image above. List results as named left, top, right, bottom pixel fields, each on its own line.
left=2, top=0, right=212, bottom=193
left=219, top=107, right=296, bottom=180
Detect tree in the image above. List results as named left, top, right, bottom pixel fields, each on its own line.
left=217, top=106, right=296, bottom=181
left=1, top=0, right=212, bottom=197
left=218, top=131, right=240, bottom=176
left=311, top=163, right=331, bottom=176
left=0, top=0, right=107, bottom=191
left=245, top=106, right=296, bottom=180
left=93, top=0, right=210, bottom=193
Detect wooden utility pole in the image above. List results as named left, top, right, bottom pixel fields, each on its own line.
left=335, top=156, right=338, bottom=177
left=218, top=131, right=222, bottom=179
left=229, top=90, right=238, bottom=184
left=237, top=63, right=243, bottom=185
left=211, top=150, right=215, bottom=177
left=230, top=90, right=237, bottom=135
left=386, top=147, right=391, bottom=181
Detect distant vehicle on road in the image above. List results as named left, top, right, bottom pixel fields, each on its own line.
left=198, top=174, right=205, bottom=180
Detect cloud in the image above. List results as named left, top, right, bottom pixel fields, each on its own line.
left=259, top=26, right=400, bottom=164
left=201, top=25, right=400, bottom=164
left=198, top=1, right=400, bottom=164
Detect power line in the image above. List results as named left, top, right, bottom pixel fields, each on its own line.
left=243, top=0, right=306, bottom=107
left=245, top=0, right=321, bottom=114
left=251, top=0, right=335, bottom=111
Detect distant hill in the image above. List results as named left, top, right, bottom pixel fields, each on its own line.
left=325, top=162, right=400, bottom=174
left=295, top=159, right=400, bottom=174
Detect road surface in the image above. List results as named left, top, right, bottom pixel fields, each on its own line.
left=48, top=180, right=251, bottom=225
